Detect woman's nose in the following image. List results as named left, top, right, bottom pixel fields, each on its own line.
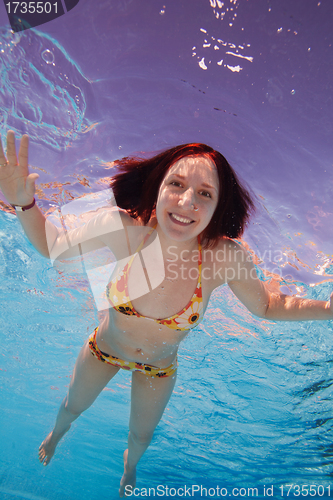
left=178, top=188, right=195, bottom=208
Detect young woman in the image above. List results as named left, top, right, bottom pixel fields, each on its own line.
left=0, top=130, right=332, bottom=497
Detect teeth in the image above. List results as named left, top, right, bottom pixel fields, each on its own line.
left=171, top=213, right=193, bottom=224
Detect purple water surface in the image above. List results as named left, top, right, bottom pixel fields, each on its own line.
left=0, top=0, right=332, bottom=275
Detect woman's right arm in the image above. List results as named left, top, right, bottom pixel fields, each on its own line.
left=0, top=131, right=124, bottom=260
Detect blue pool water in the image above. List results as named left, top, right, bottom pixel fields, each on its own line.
left=1, top=1, right=333, bottom=499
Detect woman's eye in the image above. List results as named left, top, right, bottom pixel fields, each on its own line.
left=200, top=191, right=211, bottom=198
left=170, top=181, right=182, bottom=187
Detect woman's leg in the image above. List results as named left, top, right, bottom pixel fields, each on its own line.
left=119, top=369, right=177, bottom=497
left=39, top=337, right=120, bottom=466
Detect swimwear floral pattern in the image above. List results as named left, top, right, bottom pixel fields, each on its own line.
left=89, top=328, right=177, bottom=378
left=106, top=261, right=137, bottom=316
left=106, top=228, right=203, bottom=331
left=160, top=288, right=203, bottom=330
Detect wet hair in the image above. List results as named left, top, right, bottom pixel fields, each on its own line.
left=110, top=143, right=255, bottom=247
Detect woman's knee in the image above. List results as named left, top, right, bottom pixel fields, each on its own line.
left=63, top=396, right=85, bottom=417
left=129, top=429, right=154, bottom=447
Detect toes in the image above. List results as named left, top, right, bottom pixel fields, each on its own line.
left=39, top=454, right=49, bottom=466
left=38, top=444, right=48, bottom=465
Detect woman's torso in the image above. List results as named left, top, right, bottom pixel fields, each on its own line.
left=96, top=213, right=233, bottom=368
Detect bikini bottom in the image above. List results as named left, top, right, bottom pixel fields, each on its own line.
left=88, top=327, right=177, bottom=378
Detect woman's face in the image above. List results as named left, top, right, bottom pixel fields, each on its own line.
left=156, top=155, right=219, bottom=242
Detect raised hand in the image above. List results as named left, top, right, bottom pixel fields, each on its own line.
left=0, top=130, right=39, bottom=206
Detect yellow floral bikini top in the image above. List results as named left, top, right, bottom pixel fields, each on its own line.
left=106, top=227, right=203, bottom=331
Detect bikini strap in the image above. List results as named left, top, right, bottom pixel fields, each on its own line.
left=134, top=224, right=157, bottom=253
left=197, top=235, right=202, bottom=287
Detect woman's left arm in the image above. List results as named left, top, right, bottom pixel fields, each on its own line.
left=227, top=243, right=333, bottom=321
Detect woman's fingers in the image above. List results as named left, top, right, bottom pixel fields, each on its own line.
left=0, top=131, right=29, bottom=168
left=0, top=131, right=34, bottom=203
left=6, top=130, right=18, bottom=166
left=26, top=173, right=39, bottom=197
left=18, top=134, right=29, bottom=168
left=0, top=135, right=7, bottom=164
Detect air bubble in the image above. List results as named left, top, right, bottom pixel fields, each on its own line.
left=12, top=31, right=22, bottom=45
left=41, top=49, right=54, bottom=65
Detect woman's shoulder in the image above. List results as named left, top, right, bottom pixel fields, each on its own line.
left=99, top=208, right=154, bottom=252
left=94, top=206, right=140, bottom=229
left=201, top=237, right=251, bottom=288
left=203, top=237, right=252, bottom=274
left=205, top=237, right=247, bottom=261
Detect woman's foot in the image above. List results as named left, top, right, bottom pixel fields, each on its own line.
left=119, top=449, right=136, bottom=497
left=38, top=425, right=71, bottom=466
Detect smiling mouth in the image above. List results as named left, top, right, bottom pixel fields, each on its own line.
left=169, top=213, right=194, bottom=225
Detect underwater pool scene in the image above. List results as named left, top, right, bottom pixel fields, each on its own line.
left=1, top=0, right=333, bottom=498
